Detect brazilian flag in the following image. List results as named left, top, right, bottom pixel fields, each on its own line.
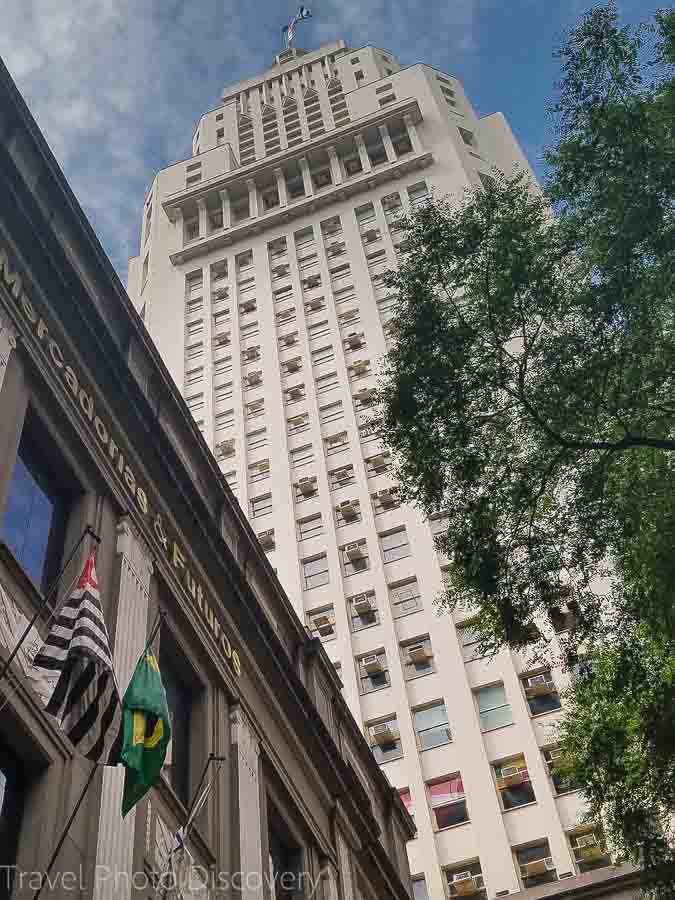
left=120, top=650, right=171, bottom=817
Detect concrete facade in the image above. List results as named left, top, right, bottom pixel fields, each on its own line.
left=0, top=57, right=414, bottom=900
left=129, top=40, right=641, bottom=900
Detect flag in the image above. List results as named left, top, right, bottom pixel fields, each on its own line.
left=283, top=5, right=312, bottom=46
left=166, top=776, right=215, bottom=900
left=121, top=648, right=171, bottom=816
left=31, top=552, right=122, bottom=765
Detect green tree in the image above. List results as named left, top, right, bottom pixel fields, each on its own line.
left=376, top=3, right=675, bottom=892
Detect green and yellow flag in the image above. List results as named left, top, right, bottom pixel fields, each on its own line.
left=120, top=650, right=171, bottom=817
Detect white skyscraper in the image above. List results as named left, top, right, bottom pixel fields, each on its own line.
left=129, top=39, right=636, bottom=900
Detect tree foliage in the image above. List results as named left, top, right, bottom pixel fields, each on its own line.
left=376, top=3, right=675, bottom=891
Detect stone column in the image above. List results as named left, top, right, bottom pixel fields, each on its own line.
left=94, top=518, right=153, bottom=899
left=274, top=168, right=288, bottom=207
left=321, top=863, right=340, bottom=900
left=0, top=308, right=17, bottom=394
left=299, top=157, right=313, bottom=197
left=197, top=198, right=208, bottom=237
left=378, top=124, right=397, bottom=163
left=175, top=207, right=184, bottom=248
left=335, top=831, right=356, bottom=900
left=403, top=114, right=423, bottom=154
left=327, top=147, right=342, bottom=186
left=230, top=705, right=264, bottom=900
left=247, top=179, right=259, bottom=219
left=354, top=134, right=372, bottom=173
left=220, top=189, right=231, bottom=229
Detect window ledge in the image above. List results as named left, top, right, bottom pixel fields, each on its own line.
left=420, top=740, right=452, bottom=753
left=530, top=708, right=562, bottom=720
left=435, top=820, right=470, bottom=833
left=405, top=669, right=436, bottom=682
left=502, top=800, right=538, bottom=814
left=393, top=608, right=423, bottom=620
left=377, top=754, right=404, bottom=765
left=361, top=684, right=391, bottom=696
left=554, top=788, right=580, bottom=798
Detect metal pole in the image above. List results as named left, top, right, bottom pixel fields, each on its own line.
left=32, top=763, right=99, bottom=900
left=0, top=524, right=100, bottom=688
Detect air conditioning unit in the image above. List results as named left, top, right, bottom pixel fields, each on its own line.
left=525, top=674, right=555, bottom=697
left=298, top=476, right=317, bottom=496
left=345, top=542, right=364, bottom=561
left=272, top=263, right=289, bottom=277
left=382, top=194, right=400, bottom=211
left=215, top=333, right=231, bottom=347
left=521, top=858, right=555, bottom=878
left=327, top=242, right=345, bottom=257
left=258, top=529, right=275, bottom=550
left=353, top=594, right=372, bottom=614
left=336, top=470, right=352, bottom=485
left=217, top=438, right=235, bottom=456
left=497, top=766, right=526, bottom=788
left=350, top=359, right=369, bottom=373
left=287, top=386, right=304, bottom=401
left=285, top=356, right=301, bottom=372
left=305, top=296, right=323, bottom=310
left=323, top=221, right=340, bottom=235
left=243, top=347, right=259, bottom=360
left=212, top=287, right=229, bottom=301
left=378, top=488, right=397, bottom=507
left=450, top=873, right=478, bottom=897
left=246, top=370, right=262, bottom=386
left=407, top=643, right=430, bottom=664
left=355, top=387, right=375, bottom=404
left=371, top=722, right=396, bottom=745
left=304, top=276, right=321, bottom=290
left=575, top=833, right=598, bottom=849
left=248, top=399, right=264, bottom=412
left=240, top=298, right=256, bottom=313
left=257, top=460, right=270, bottom=472
left=282, top=333, right=297, bottom=347
left=549, top=747, right=564, bottom=761
left=345, top=332, right=364, bottom=349
left=362, top=228, right=379, bottom=243
left=328, top=432, right=347, bottom=447
left=313, top=614, right=335, bottom=637
left=338, top=499, right=357, bottom=519
left=369, top=453, right=387, bottom=468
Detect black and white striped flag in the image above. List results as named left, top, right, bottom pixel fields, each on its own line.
left=32, top=552, right=122, bottom=765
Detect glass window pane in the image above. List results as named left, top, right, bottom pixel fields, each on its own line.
left=414, top=704, right=447, bottom=732
left=480, top=705, right=512, bottom=731
left=478, top=684, right=506, bottom=711
left=412, top=879, right=429, bottom=900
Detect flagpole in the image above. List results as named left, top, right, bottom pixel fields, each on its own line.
left=0, top=524, right=100, bottom=689
left=32, top=762, right=99, bottom=900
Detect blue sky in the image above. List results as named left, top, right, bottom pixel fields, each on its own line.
left=0, top=0, right=655, bottom=280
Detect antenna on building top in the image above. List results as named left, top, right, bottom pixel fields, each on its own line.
left=282, top=5, right=312, bottom=49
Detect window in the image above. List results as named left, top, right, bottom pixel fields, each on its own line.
left=0, top=736, right=27, bottom=900
left=335, top=498, right=361, bottom=528
left=516, top=842, right=557, bottom=888
left=325, top=432, right=349, bottom=456
left=186, top=393, right=204, bottom=417
left=367, top=715, right=401, bottom=762
left=402, top=636, right=434, bottom=678
left=316, top=371, right=339, bottom=394
left=390, top=580, right=422, bottom=617
left=478, top=172, right=496, bottom=190
left=302, top=554, right=329, bottom=590
left=329, top=465, right=354, bottom=489
left=298, top=514, right=323, bottom=541
left=458, top=127, right=476, bottom=148
left=459, top=623, right=482, bottom=661
left=429, top=514, right=449, bottom=540
left=366, top=450, right=390, bottom=475
left=307, top=606, right=335, bottom=640
left=446, top=862, right=486, bottom=899
left=495, top=756, right=536, bottom=809
left=411, top=877, right=428, bottom=900
left=308, top=319, right=330, bottom=340
left=250, top=493, right=272, bottom=518
left=245, top=399, right=265, bottom=420
left=544, top=746, right=579, bottom=795
left=1, top=429, right=70, bottom=591
left=477, top=684, right=512, bottom=731
left=160, top=638, right=194, bottom=806
left=349, top=591, right=378, bottom=631
left=340, top=540, right=369, bottom=576
left=414, top=702, right=451, bottom=750
left=355, top=70, right=364, bottom=81
left=240, top=320, right=259, bottom=339
left=350, top=56, right=360, bottom=64
left=379, top=527, right=410, bottom=563
left=428, top=776, right=468, bottom=829
left=247, top=427, right=267, bottom=450
left=320, top=401, right=343, bottom=426
left=287, top=412, right=309, bottom=435
left=522, top=670, right=562, bottom=716
left=248, top=459, right=270, bottom=484
left=291, top=444, right=314, bottom=469
left=185, top=366, right=204, bottom=390
left=311, top=345, right=334, bottom=367
left=268, top=807, right=304, bottom=900
left=570, top=829, right=612, bottom=874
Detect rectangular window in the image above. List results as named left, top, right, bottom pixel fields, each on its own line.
left=213, top=381, right=233, bottom=404
left=290, top=444, right=314, bottom=468
left=341, top=540, right=369, bottom=576
left=570, top=829, right=611, bottom=874
left=185, top=366, right=204, bottom=390
left=359, top=652, right=390, bottom=695
left=335, top=498, right=362, bottom=528
left=495, top=756, right=536, bottom=810
left=522, top=670, right=562, bottom=716
left=319, top=401, right=343, bottom=426
left=402, top=636, right=435, bottom=679
left=248, top=460, right=270, bottom=484
left=379, top=527, right=410, bottom=563
left=213, top=355, right=232, bottom=376
left=1, top=428, right=70, bottom=591
left=412, top=878, right=429, bottom=900
left=391, top=580, right=422, bottom=618
left=240, top=320, right=259, bottom=339
left=215, top=409, right=235, bottom=432
left=349, top=591, right=378, bottom=631
left=287, top=413, right=309, bottom=435
left=303, top=554, right=330, bottom=590
left=307, top=606, right=336, bottom=640
left=298, top=514, right=323, bottom=541
left=460, top=623, right=482, bottom=661
left=446, top=863, right=486, bottom=900
left=414, top=702, right=451, bottom=750
left=544, top=746, right=579, bottom=795
left=250, top=493, right=272, bottom=518
left=325, top=432, right=349, bottom=456
left=160, top=637, right=195, bottom=806
left=316, top=371, right=339, bottom=394
left=247, top=427, right=267, bottom=450
left=367, top=715, right=402, bottom=763
left=308, top=319, right=331, bottom=340
left=516, top=842, right=556, bottom=888
left=428, top=776, right=468, bottom=829
left=186, top=393, right=204, bottom=417
left=477, top=684, right=512, bottom=731
left=329, top=465, right=355, bottom=489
